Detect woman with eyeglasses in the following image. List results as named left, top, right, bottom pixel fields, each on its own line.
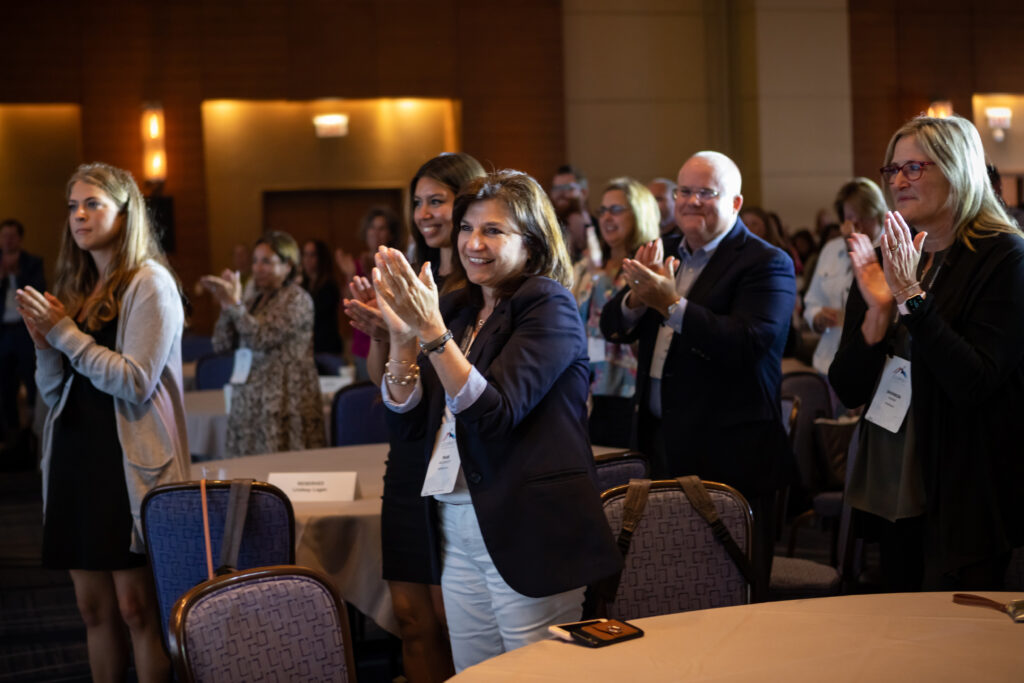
left=202, top=230, right=326, bottom=456
left=803, top=178, right=886, bottom=377
left=829, top=115, right=1024, bottom=591
left=576, top=177, right=659, bottom=447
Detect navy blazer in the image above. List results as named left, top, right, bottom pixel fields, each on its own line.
left=600, top=220, right=796, bottom=497
left=386, top=276, right=622, bottom=598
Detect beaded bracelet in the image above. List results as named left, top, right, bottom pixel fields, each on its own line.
left=384, top=358, right=420, bottom=386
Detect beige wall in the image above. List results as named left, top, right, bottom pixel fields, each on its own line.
left=747, top=0, right=852, bottom=231
left=0, top=105, right=83, bottom=282
left=201, top=99, right=457, bottom=271
left=562, top=0, right=852, bottom=232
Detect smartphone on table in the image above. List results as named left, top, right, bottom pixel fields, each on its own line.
left=548, top=618, right=644, bottom=647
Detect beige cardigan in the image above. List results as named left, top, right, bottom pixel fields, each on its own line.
left=37, top=261, right=190, bottom=553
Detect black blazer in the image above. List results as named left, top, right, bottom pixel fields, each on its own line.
left=600, top=220, right=796, bottom=498
left=0, top=251, right=46, bottom=318
left=386, top=276, right=622, bottom=598
left=830, top=232, right=1024, bottom=576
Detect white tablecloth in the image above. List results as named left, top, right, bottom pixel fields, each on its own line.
left=451, top=592, right=1024, bottom=682
left=190, top=444, right=397, bottom=634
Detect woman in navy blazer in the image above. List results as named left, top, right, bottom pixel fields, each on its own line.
left=374, top=170, right=621, bottom=672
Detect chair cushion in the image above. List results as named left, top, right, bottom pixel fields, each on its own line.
left=769, top=556, right=840, bottom=600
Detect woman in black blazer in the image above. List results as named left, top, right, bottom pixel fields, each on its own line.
left=373, top=170, right=621, bottom=672
left=830, top=115, right=1024, bottom=591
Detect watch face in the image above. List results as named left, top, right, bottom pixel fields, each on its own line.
left=905, top=294, right=925, bottom=314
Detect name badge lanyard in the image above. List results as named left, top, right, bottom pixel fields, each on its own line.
left=421, top=322, right=482, bottom=497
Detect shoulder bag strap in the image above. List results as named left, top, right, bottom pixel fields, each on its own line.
left=200, top=479, right=215, bottom=581
left=588, top=478, right=652, bottom=617
left=216, top=479, right=253, bottom=576
left=677, top=476, right=756, bottom=584
left=616, top=478, right=652, bottom=556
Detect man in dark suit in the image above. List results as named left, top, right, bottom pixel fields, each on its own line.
left=600, top=151, right=795, bottom=597
left=0, top=218, right=46, bottom=450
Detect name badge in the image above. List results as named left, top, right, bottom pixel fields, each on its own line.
left=268, top=471, right=359, bottom=502
left=865, top=355, right=912, bottom=433
left=421, top=415, right=460, bottom=497
left=649, top=325, right=674, bottom=379
left=587, top=336, right=607, bottom=363
left=230, top=348, right=252, bottom=384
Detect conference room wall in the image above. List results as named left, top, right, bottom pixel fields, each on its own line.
left=563, top=0, right=854, bottom=232
left=849, top=0, right=1024, bottom=182
left=0, top=1, right=565, bottom=332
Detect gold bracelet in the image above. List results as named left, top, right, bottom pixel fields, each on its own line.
left=384, top=363, right=420, bottom=386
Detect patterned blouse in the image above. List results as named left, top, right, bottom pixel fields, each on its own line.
left=212, top=282, right=326, bottom=456
left=577, top=268, right=639, bottom=399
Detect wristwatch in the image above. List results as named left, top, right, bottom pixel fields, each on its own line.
left=898, top=293, right=926, bottom=317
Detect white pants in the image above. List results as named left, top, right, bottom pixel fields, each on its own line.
left=438, top=502, right=585, bottom=672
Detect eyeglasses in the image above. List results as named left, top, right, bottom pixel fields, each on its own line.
left=879, top=160, right=936, bottom=182
left=672, top=186, right=720, bottom=201
left=596, top=204, right=630, bottom=217
left=551, top=183, right=580, bottom=193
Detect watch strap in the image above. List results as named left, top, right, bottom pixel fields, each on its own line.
left=419, top=329, right=453, bottom=354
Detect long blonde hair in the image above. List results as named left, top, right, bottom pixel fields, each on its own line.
left=55, top=162, right=180, bottom=329
left=882, top=116, right=1023, bottom=250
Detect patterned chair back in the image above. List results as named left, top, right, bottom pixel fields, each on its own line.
left=601, top=479, right=752, bottom=619
left=169, top=565, right=355, bottom=683
left=142, top=481, right=295, bottom=650
left=194, top=351, right=235, bottom=390
left=331, top=381, right=388, bottom=446
left=781, top=371, right=835, bottom=493
left=593, top=451, right=650, bottom=494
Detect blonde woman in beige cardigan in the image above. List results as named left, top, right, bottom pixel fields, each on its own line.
left=17, top=162, right=188, bottom=683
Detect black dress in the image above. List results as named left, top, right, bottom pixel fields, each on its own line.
left=42, top=316, right=145, bottom=570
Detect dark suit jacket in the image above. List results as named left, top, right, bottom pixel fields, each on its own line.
left=386, top=276, right=622, bottom=598
left=600, top=219, right=796, bottom=498
left=830, top=232, right=1024, bottom=576
left=0, top=251, right=46, bottom=318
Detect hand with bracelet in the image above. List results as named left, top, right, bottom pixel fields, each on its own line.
left=879, top=210, right=927, bottom=304
left=373, top=246, right=471, bottom=400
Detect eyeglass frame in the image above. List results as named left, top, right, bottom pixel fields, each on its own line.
left=879, top=160, right=936, bottom=183
left=672, top=186, right=721, bottom=201
left=596, top=204, right=631, bottom=217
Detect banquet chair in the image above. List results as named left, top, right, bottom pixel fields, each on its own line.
left=193, top=351, right=235, bottom=390
left=181, top=334, right=214, bottom=363
left=600, top=479, right=752, bottom=620
left=331, top=381, right=388, bottom=446
left=142, top=480, right=295, bottom=649
left=769, top=424, right=863, bottom=600
left=780, top=371, right=836, bottom=495
left=169, top=565, right=356, bottom=683
left=593, top=451, right=649, bottom=493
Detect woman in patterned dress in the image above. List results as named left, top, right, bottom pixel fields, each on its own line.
left=202, top=231, right=325, bottom=456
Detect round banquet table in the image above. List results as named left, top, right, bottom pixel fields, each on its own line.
left=450, top=592, right=1023, bottom=682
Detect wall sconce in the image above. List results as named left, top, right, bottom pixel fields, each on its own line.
left=141, top=103, right=167, bottom=184
left=313, top=113, right=349, bottom=138
left=985, top=106, right=1012, bottom=142
left=927, top=100, right=954, bottom=118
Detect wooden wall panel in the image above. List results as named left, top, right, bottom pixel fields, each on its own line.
left=0, top=0, right=565, bottom=331
left=850, top=1, right=1024, bottom=179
